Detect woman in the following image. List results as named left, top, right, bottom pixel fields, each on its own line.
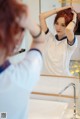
left=0, top=0, right=45, bottom=119
left=40, top=6, right=78, bottom=76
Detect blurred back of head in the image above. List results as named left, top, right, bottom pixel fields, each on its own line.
left=0, top=0, right=27, bottom=57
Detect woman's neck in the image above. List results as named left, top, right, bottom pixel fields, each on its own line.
left=58, top=34, right=66, bottom=40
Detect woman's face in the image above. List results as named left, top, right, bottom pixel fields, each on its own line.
left=55, top=17, right=66, bottom=38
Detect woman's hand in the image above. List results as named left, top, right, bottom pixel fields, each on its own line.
left=56, top=6, right=72, bottom=13
left=19, top=6, right=32, bottom=29
left=62, top=6, right=72, bottom=10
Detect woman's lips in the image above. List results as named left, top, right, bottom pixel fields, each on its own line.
left=57, top=31, right=61, bottom=33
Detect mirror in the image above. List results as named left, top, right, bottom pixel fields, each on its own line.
left=38, top=0, right=80, bottom=77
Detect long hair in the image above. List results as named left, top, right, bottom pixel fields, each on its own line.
left=0, top=0, right=27, bottom=57
left=54, top=8, right=78, bottom=32
left=74, top=13, right=80, bottom=35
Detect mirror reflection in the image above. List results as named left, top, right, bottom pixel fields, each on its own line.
left=39, top=0, right=80, bottom=77
left=40, top=6, right=78, bottom=76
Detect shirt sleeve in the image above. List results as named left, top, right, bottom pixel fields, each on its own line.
left=67, top=36, right=76, bottom=46
left=67, top=37, right=78, bottom=55
left=67, top=37, right=78, bottom=49
left=45, top=29, right=54, bottom=42
left=13, top=49, right=43, bottom=92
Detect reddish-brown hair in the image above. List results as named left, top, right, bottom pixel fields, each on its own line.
left=54, top=8, right=78, bottom=32
left=0, top=0, right=27, bottom=57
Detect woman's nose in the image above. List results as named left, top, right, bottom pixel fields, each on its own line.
left=57, top=25, right=61, bottom=30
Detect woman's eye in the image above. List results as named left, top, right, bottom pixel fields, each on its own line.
left=55, top=22, right=58, bottom=25
left=55, top=22, right=66, bottom=27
